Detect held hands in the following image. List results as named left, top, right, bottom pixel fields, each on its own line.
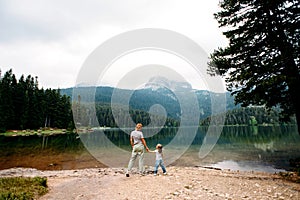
left=147, top=148, right=155, bottom=153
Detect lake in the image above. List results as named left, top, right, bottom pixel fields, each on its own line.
left=1, top=125, right=299, bottom=172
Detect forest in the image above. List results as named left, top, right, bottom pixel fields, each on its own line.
left=0, top=69, right=74, bottom=132
left=72, top=102, right=179, bottom=128
left=1, top=69, right=295, bottom=132
left=200, top=107, right=297, bottom=126
left=0, top=69, right=178, bottom=132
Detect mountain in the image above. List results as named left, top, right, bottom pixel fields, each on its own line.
left=144, top=76, right=193, bottom=91
left=61, top=82, right=238, bottom=121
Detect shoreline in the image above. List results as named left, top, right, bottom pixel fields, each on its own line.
left=0, top=166, right=299, bottom=199
left=1, top=144, right=297, bottom=172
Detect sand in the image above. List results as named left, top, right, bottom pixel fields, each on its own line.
left=0, top=166, right=299, bottom=200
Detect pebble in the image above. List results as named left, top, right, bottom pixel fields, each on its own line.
left=1, top=166, right=299, bottom=200
left=184, top=185, right=192, bottom=189
left=172, top=191, right=179, bottom=196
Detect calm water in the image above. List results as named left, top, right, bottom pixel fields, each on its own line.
left=1, top=125, right=299, bottom=172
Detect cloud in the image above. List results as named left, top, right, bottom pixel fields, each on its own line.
left=0, top=0, right=228, bottom=89
left=0, top=0, right=170, bottom=42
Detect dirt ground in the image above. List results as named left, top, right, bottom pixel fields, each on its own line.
left=0, top=166, right=299, bottom=200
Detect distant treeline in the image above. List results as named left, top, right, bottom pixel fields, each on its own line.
left=2, top=69, right=293, bottom=132
left=72, top=102, right=179, bottom=128
left=200, top=107, right=297, bottom=126
left=0, top=69, right=178, bottom=132
left=0, top=69, right=74, bottom=132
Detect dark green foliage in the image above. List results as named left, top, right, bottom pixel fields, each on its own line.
left=0, top=69, right=15, bottom=131
left=201, top=106, right=297, bottom=126
left=77, top=102, right=179, bottom=128
left=0, top=69, right=74, bottom=132
left=208, top=0, right=300, bottom=133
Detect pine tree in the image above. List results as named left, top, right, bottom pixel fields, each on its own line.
left=209, top=0, right=300, bottom=133
left=0, top=69, right=16, bottom=131
left=0, top=69, right=75, bottom=131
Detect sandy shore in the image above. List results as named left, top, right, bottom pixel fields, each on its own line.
left=0, top=166, right=299, bottom=200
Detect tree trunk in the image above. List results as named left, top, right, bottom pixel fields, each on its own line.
left=295, top=110, right=300, bottom=135
left=285, top=62, right=300, bottom=135
left=276, top=26, right=300, bottom=134
left=285, top=61, right=300, bottom=135
left=286, top=63, right=300, bottom=135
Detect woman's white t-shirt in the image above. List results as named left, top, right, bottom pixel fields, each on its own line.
left=131, top=130, right=144, bottom=145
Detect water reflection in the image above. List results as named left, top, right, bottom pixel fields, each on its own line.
left=0, top=125, right=299, bottom=172
left=89, top=125, right=300, bottom=170
left=206, top=160, right=286, bottom=173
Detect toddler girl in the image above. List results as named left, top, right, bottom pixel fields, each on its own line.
left=149, top=144, right=167, bottom=176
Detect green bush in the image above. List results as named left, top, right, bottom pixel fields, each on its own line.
left=0, top=177, right=48, bottom=200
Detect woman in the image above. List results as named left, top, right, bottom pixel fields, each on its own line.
left=125, top=123, right=149, bottom=177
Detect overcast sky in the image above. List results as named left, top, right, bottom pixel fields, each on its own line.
left=0, top=0, right=228, bottom=90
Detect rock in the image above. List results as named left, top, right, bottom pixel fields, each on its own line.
left=172, top=192, right=179, bottom=196
left=184, top=185, right=192, bottom=189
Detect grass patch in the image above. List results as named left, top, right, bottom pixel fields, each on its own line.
left=0, top=177, right=48, bottom=200
left=0, top=128, right=71, bottom=137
